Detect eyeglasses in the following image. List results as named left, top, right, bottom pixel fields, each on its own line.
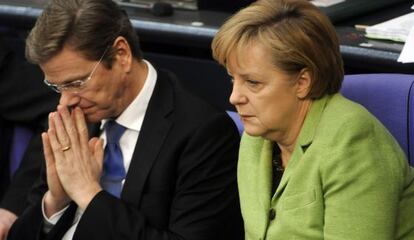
left=44, top=46, right=110, bottom=93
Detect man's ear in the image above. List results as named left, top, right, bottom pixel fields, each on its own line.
left=296, top=69, right=312, bottom=99
left=113, top=36, right=132, bottom=72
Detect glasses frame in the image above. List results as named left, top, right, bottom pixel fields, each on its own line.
left=44, top=46, right=110, bottom=93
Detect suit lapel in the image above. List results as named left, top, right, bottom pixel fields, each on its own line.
left=88, top=123, right=102, bottom=137
left=272, top=145, right=303, bottom=204
left=257, top=140, right=273, bottom=211
left=272, top=95, right=330, bottom=204
left=121, top=71, right=173, bottom=206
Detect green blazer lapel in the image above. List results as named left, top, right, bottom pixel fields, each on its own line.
left=272, top=144, right=303, bottom=203
left=257, top=140, right=273, bottom=210
left=238, top=135, right=274, bottom=237
left=297, top=95, right=330, bottom=148
left=272, top=95, right=330, bottom=203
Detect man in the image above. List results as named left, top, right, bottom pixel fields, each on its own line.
left=8, top=0, right=243, bottom=239
left=0, top=30, right=59, bottom=240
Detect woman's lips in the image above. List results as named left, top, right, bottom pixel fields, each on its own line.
left=239, top=114, right=254, bottom=120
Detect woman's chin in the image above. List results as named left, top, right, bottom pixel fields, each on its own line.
left=243, top=126, right=265, bottom=137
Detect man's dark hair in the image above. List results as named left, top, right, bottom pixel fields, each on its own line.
left=26, top=0, right=142, bottom=68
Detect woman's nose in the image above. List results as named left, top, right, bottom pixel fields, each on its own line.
left=229, top=82, right=246, bottom=106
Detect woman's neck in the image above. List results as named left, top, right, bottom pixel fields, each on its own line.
left=277, top=99, right=312, bottom=167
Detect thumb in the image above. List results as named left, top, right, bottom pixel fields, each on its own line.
left=93, top=138, right=105, bottom=170
left=88, top=137, right=97, bottom=155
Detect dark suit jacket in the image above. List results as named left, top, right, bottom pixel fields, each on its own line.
left=9, top=69, right=244, bottom=240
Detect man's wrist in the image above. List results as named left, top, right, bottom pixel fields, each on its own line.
left=44, top=191, right=70, bottom=218
left=73, top=185, right=102, bottom=210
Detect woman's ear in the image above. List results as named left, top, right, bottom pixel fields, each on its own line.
left=113, top=36, right=132, bottom=72
left=296, top=69, right=312, bottom=99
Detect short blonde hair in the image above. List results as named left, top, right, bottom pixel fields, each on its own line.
left=212, top=0, right=344, bottom=99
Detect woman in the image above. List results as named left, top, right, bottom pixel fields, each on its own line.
left=212, top=0, right=414, bottom=239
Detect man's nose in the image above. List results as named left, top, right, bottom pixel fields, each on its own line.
left=59, top=91, right=81, bottom=108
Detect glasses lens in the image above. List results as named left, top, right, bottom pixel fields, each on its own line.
left=60, top=80, right=86, bottom=91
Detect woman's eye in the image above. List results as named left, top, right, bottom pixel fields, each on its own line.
left=246, top=80, right=259, bottom=86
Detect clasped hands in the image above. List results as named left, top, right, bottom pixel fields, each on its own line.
left=42, top=105, right=104, bottom=217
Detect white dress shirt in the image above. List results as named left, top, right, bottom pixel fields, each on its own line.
left=42, top=60, right=157, bottom=239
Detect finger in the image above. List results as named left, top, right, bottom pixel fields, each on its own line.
left=73, top=107, right=89, bottom=152
left=57, top=105, right=79, bottom=149
left=95, top=139, right=105, bottom=174
left=89, top=138, right=104, bottom=165
left=48, top=112, right=55, bottom=131
left=47, top=127, right=68, bottom=169
left=42, top=132, right=55, bottom=170
left=89, top=138, right=97, bottom=155
left=52, top=111, right=72, bottom=151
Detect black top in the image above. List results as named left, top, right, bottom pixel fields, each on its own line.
left=271, top=143, right=284, bottom=196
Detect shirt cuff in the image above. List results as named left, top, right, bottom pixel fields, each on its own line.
left=41, top=194, right=69, bottom=233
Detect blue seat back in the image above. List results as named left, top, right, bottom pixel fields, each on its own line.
left=226, top=110, right=243, bottom=135
left=9, top=125, right=33, bottom=177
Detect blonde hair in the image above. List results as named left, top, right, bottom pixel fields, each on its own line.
left=212, top=0, right=344, bottom=99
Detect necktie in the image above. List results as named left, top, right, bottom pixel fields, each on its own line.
left=101, top=120, right=126, bottom=198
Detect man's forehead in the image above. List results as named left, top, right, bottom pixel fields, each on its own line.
left=40, top=49, right=92, bottom=83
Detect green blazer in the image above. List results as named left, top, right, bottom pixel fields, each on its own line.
left=238, top=94, right=414, bottom=240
